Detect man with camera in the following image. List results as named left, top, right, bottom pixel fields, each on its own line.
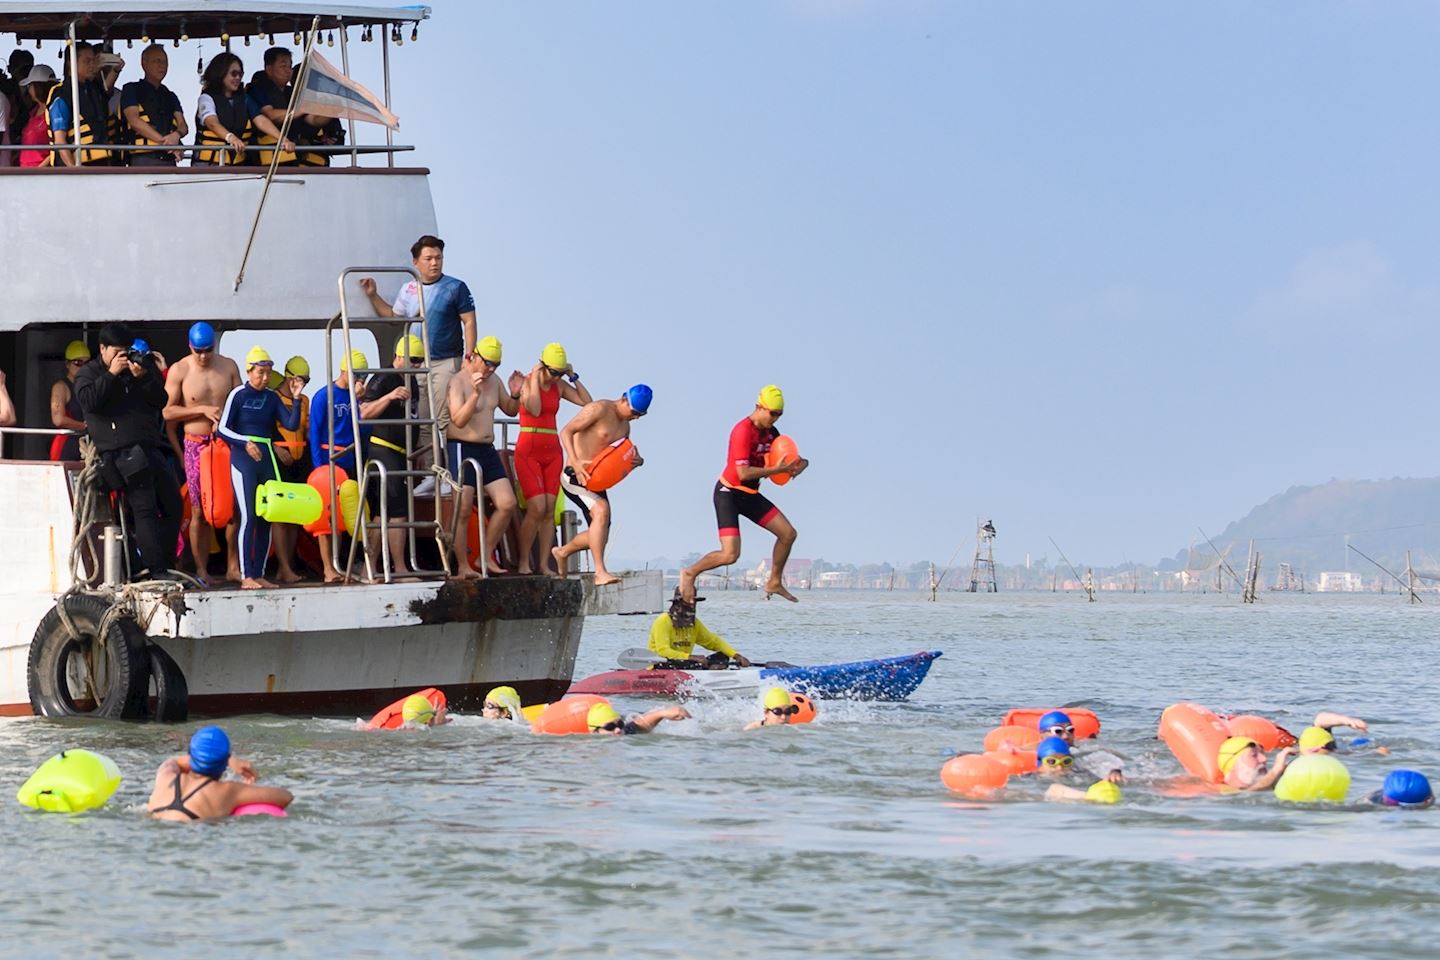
left=74, top=322, right=182, bottom=581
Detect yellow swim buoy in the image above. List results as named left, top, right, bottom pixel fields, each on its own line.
left=1274, top=754, right=1350, bottom=803
left=16, top=749, right=122, bottom=813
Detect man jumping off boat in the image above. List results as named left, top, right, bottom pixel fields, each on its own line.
left=680, top=385, right=808, bottom=603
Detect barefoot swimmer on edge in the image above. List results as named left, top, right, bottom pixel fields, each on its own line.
left=681, top=385, right=807, bottom=603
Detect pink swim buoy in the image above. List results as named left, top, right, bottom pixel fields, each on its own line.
left=231, top=802, right=288, bottom=817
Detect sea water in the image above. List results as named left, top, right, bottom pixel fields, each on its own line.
left=1, top=591, right=1437, bottom=957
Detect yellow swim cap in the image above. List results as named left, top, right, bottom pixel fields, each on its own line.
left=401, top=694, right=436, bottom=725
left=266, top=370, right=283, bottom=391
left=541, top=342, right=568, bottom=370
left=342, top=350, right=369, bottom=374
left=395, top=334, right=424, bottom=359
left=758, top=384, right=784, bottom=412
left=1085, top=781, right=1122, bottom=804
left=763, top=687, right=792, bottom=710
left=245, top=346, right=273, bottom=368
left=587, top=702, right=622, bottom=730
left=485, top=685, right=522, bottom=718
left=1217, top=736, right=1258, bottom=775
left=64, top=340, right=91, bottom=361
left=476, top=335, right=503, bottom=363
left=284, top=356, right=310, bottom=379
left=1297, top=726, right=1335, bottom=753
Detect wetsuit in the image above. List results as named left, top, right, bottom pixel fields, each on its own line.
left=713, top=417, right=780, bottom=537
left=514, top=381, right=562, bottom=500
left=218, top=384, right=301, bottom=579
left=148, top=773, right=213, bottom=819
left=308, top=381, right=367, bottom=472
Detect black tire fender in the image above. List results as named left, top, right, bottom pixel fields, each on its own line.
left=27, top=593, right=150, bottom=720
left=143, top=643, right=189, bottom=724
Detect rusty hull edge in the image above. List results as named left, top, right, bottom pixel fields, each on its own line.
left=406, top=576, right=585, bottom=625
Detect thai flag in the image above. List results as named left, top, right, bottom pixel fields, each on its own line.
left=293, top=50, right=400, bottom=129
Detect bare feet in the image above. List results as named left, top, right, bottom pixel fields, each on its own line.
left=485, top=562, right=510, bottom=576
left=275, top=569, right=303, bottom=584
left=550, top=546, right=570, bottom=575
left=225, top=567, right=242, bottom=584
left=679, top=569, right=696, bottom=603
left=323, top=572, right=344, bottom=584
left=454, top=566, right=482, bottom=581
left=593, top=572, right=621, bottom=586
left=765, top=582, right=798, bottom=602
left=240, top=577, right=266, bottom=590
left=517, top=565, right=533, bottom=576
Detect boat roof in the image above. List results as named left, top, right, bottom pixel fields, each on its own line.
left=0, top=2, right=429, bottom=41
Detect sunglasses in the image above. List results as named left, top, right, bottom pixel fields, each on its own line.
left=544, top=366, right=567, bottom=377
left=1041, top=755, right=1074, bottom=768
left=482, top=701, right=507, bottom=713
left=767, top=705, right=799, bottom=717
left=592, top=720, right=625, bottom=732
left=767, top=408, right=783, bottom=419
left=478, top=358, right=499, bottom=369
left=67, top=358, right=87, bottom=367
left=227, top=69, right=244, bottom=77
left=1047, top=725, right=1075, bottom=737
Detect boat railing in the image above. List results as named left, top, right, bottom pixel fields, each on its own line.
left=0, top=425, right=73, bottom=460
left=0, top=143, right=416, bottom=167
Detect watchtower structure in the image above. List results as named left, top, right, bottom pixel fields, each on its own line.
left=968, top=520, right=998, bottom=593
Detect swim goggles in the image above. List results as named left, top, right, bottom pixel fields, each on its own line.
left=1047, top=724, right=1075, bottom=737
left=482, top=701, right=507, bottom=713
left=593, top=720, right=625, bottom=733
left=767, top=705, right=800, bottom=717
left=479, top=358, right=499, bottom=370
left=1040, top=755, right=1074, bottom=768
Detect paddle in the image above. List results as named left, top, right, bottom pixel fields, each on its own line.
left=614, top=648, right=793, bottom=670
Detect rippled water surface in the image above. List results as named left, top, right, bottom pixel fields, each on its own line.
left=3, top=591, right=1438, bottom=957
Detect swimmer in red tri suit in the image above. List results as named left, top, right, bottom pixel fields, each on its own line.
left=680, top=385, right=809, bottom=603
left=513, top=342, right=591, bottom=575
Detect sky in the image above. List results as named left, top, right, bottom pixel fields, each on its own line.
left=41, top=1, right=1440, bottom=570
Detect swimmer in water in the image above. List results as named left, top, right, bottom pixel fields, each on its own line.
left=401, top=693, right=449, bottom=727
left=1037, top=710, right=1125, bottom=783
left=1218, top=736, right=1295, bottom=792
left=1366, top=770, right=1434, bottom=809
left=744, top=687, right=799, bottom=730
left=1034, top=737, right=1076, bottom=777
left=1045, top=781, right=1123, bottom=804
left=481, top=685, right=524, bottom=721
left=587, top=702, right=690, bottom=735
left=147, top=726, right=293, bottom=821
left=1038, top=710, right=1076, bottom=746
left=1298, top=713, right=1384, bottom=755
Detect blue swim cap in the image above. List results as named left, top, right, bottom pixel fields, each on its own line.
left=130, top=338, right=151, bottom=355
left=188, top=322, right=216, bottom=350
left=1347, top=736, right=1373, bottom=749
left=1035, top=736, right=1072, bottom=765
left=188, top=726, right=231, bottom=778
left=1038, top=710, right=1072, bottom=731
left=626, top=384, right=653, bottom=415
left=1382, top=770, right=1433, bottom=807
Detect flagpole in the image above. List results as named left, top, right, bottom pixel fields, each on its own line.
left=234, top=16, right=321, bottom=292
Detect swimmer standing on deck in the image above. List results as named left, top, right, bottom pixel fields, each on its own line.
left=148, top=726, right=293, bottom=821
left=680, top=385, right=808, bottom=603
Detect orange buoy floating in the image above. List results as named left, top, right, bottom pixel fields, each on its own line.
left=1001, top=707, right=1101, bottom=740
left=364, top=687, right=447, bottom=730
left=199, top=438, right=234, bottom=528
left=941, top=754, right=1009, bottom=797
left=584, top=438, right=639, bottom=492
left=984, top=748, right=1036, bottom=776
left=1158, top=702, right=1231, bottom=782
left=983, top=724, right=1042, bottom=753
left=1224, top=714, right=1296, bottom=751
left=765, top=435, right=800, bottom=486
left=789, top=692, right=817, bottom=724
left=532, top=695, right=609, bottom=736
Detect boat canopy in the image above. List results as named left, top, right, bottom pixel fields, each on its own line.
left=0, top=2, right=429, bottom=41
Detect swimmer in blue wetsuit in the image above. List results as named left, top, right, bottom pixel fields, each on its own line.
left=218, top=347, right=303, bottom=590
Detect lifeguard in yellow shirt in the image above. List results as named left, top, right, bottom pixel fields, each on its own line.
left=648, top=589, right=753, bottom=668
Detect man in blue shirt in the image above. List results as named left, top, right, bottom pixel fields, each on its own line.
left=359, top=234, right=476, bottom=437
left=309, top=350, right=371, bottom=473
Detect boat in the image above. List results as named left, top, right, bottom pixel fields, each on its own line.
left=567, top=650, right=943, bottom=701
left=0, top=3, right=661, bottom=719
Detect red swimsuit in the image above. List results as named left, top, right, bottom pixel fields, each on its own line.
left=514, top=381, right=563, bottom=499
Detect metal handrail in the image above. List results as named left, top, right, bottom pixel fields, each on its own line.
left=0, top=425, right=74, bottom=459
left=0, top=144, right=415, bottom=155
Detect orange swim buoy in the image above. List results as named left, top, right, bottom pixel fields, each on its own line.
left=584, top=438, right=638, bottom=492
left=1158, top=702, right=1231, bottom=782
left=789, top=692, right=817, bottom=724
left=983, top=724, right=1043, bottom=753
left=1224, top=714, right=1296, bottom=751
left=1002, top=707, right=1101, bottom=740
left=364, top=687, right=447, bottom=730
left=765, top=435, right=800, bottom=486
left=941, top=754, right=1008, bottom=797
left=305, top=465, right=349, bottom=535
left=532, top=695, right=608, bottom=736
left=985, top=748, right=1036, bottom=776
left=199, top=438, right=234, bottom=528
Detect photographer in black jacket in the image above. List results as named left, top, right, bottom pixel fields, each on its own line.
left=74, top=322, right=183, bottom=580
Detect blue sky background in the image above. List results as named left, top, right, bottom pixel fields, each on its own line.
left=86, top=1, right=1440, bottom=569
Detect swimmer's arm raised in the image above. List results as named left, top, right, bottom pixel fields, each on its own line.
left=519, top=365, right=543, bottom=417
left=1244, top=747, right=1294, bottom=792
left=1313, top=712, right=1367, bottom=733
left=498, top=372, right=523, bottom=416
left=629, top=706, right=691, bottom=732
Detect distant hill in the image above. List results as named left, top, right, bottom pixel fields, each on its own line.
left=1164, top=478, right=1440, bottom=578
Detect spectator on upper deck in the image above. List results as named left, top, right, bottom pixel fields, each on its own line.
left=0, top=367, right=16, bottom=428
left=96, top=51, right=124, bottom=163
left=359, top=236, right=477, bottom=438
left=245, top=47, right=322, bottom=167
left=293, top=112, right=344, bottom=167
left=16, top=64, right=54, bottom=168
left=51, top=341, right=90, bottom=460
left=194, top=53, right=291, bottom=167
left=47, top=41, right=112, bottom=167
left=121, top=45, right=186, bottom=167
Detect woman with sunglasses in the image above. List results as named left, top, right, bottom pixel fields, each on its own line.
left=744, top=687, right=801, bottom=731
left=49, top=340, right=90, bottom=460
left=586, top=701, right=690, bottom=736
left=514, top=342, right=590, bottom=576
left=194, top=53, right=291, bottom=166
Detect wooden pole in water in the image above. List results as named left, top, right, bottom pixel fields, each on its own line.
left=1408, top=550, right=1418, bottom=604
